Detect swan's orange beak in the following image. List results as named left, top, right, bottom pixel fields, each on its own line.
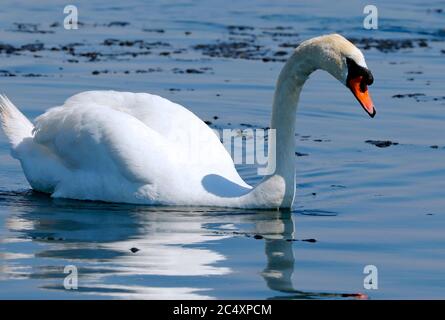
left=348, top=76, right=376, bottom=118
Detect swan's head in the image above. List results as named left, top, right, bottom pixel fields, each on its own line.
left=297, top=34, right=376, bottom=117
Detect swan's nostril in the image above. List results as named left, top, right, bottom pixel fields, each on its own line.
left=360, top=80, right=367, bottom=93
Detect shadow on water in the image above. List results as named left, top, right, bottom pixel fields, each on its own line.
left=0, top=190, right=363, bottom=299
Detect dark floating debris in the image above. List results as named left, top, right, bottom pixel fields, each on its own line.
left=0, top=42, right=45, bottom=55
left=253, top=234, right=264, bottom=240
left=430, top=145, right=439, bottom=149
left=130, top=247, right=140, bottom=253
left=279, top=42, right=300, bottom=48
left=22, top=73, right=46, bottom=77
left=31, top=235, right=64, bottom=241
left=0, top=70, right=16, bottom=77
left=274, top=50, right=288, bottom=56
left=427, top=8, right=443, bottom=13
left=301, top=238, right=317, bottom=243
left=349, top=37, right=430, bottom=53
left=92, top=68, right=163, bottom=76
left=21, top=43, right=45, bottom=52
left=392, top=93, right=445, bottom=103
left=186, top=68, right=204, bottom=74
left=12, top=23, right=54, bottom=34
left=77, top=51, right=101, bottom=62
left=0, top=70, right=47, bottom=77
left=143, top=28, right=165, bottom=33
left=107, top=21, right=130, bottom=27
left=102, top=39, right=170, bottom=50
left=286, top=238, right=317, bottom=243
left=194, top=42, right=262, bottom=60
left=228, top=25, right=254, bottom=32
left=392, top=93, right=425, bottom=98
left=262, top=30, right=299, bottom=37
left=135, top=67, right=163, bottom=73
left=0, top=44, right=16, bottom=54
left=172, top=67, right=212, bottom=74
left=295, top=152, right=308, bottom=157
left=193, top=25, right=292, bottom=62
left=365, top=140, right=399, bottom=148
left=405, top=71, right=423, bottom=74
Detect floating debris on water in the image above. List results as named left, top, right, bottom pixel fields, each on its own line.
left=365, top=140, right=399, bottom=148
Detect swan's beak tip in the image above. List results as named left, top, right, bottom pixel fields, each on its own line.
left=347, top=76, right=376, bottom=119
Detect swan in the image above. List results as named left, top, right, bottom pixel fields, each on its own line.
left=0, top=34, right=375, bottom=209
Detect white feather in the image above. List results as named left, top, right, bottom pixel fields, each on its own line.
left=0, top=95, right=33, bottom=147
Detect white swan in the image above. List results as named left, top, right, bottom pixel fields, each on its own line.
left=0, top=34, right=375, bottom=209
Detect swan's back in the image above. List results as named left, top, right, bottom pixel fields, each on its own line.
left=39, top=91, right=208, bottom=143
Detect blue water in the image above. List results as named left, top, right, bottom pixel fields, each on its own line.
left=0, top=0, right=444, bottom=299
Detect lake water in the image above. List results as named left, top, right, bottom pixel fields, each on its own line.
left=0, top=0, right=444, bottom=299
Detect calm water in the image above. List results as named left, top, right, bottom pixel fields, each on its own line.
left=0, top=0, right=444, bottom=299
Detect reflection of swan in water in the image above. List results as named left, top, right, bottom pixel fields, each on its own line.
left=0, top=191, right=364, bottom=299
left=257, top=212, right=297, bottom=293
left=1, top=193, right=230, bottom=299
left=257, top=212, right=366, bottom=299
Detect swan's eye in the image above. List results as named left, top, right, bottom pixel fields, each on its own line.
left=363, top=68, right=374, bottom=86
left=360, top=78, right=367, bottom=92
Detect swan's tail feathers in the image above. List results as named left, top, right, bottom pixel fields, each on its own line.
left=0, top=94, right=33, bottom=147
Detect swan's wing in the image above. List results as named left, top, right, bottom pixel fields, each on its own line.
left=62, top=91, right=209, bottom=142
left=57, top=91, right=248, bottom=186
left=33, top=101, right=170, bottom=185
left=33, top=91, right=248, bottom=190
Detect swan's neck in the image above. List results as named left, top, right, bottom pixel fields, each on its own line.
left=262, top=49, right=316, bottom=208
